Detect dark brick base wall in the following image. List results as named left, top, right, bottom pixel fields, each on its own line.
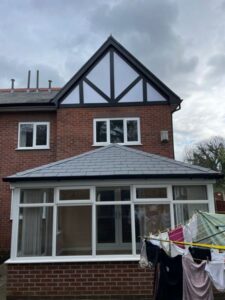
left=7, top=262, right=154, bottom=298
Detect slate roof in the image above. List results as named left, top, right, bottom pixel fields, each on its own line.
left=0, top=89, right=60, bottom=106
left=4, top=144, right=222, bottom=182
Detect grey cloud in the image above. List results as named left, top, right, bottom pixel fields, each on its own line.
left=204, top=53, right=225, bottom=85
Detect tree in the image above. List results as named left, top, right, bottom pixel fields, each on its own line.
left=184, top=136, right=225, bottom=192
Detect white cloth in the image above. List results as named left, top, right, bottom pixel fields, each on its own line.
left=211, top=251, right=225, bottom=261
left=171, top=243, right=188, bottom=257
left=149, top=234, right=161, bottom=247
left=139, top=240, right=149, bottom=268
left=184, top=213, right=198, bottom=242
left=160, top=232, right=170, bottom=253
left=205, top=261, right=225, bottom=292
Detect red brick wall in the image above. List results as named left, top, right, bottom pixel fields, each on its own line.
left=56, top=105, right=174, bottom=160
left=0, top=111, right=57, bottom=253
left=7, top=262, right=154, bottom=299
left=0, top=104, right=174, bottom=255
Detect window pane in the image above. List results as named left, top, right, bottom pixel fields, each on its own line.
left=36, top=125, right=47, bottom=146
left=18, top=207, right=53, bottom=257
left=20, top=189, right=53, bottom=204
left=127, top=120, right=138, bottom=141
left=136, top=188, right=167, bottom=199
left=57, top=206, right=92, bottom=256
left=174, top=203, right=208, bottom=225
left=96, top=121, right=107, bottom=143
left=173, top=186, right=207, bottom=200
left=20, top=124, right=33, bottom=147
left=96, top=205, right=132, bottom=255
left=96, top=187, right=130, bottom=202
left=110, top=120, right=124, bottom=143
left=60, top=189, right=90, bottom=201
left=135, top=204, right=171, bottom=253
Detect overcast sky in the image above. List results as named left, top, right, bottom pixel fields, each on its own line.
left=0, top=0, right=224, bottom=160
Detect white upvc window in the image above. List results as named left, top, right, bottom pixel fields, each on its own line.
left=18, top=122, right=50, bottom=150
left=93, top=118, right=141, bottom=146
left=9, top=183, right=213, bottom=263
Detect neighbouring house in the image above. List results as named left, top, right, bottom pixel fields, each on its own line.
left=0, top=36, right=223, bottom=299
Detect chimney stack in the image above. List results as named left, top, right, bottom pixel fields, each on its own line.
left=27, top=70, right=31, bottom=92
left=10, top=79, right=15, bottom=92
left=36, top=70, right=39, bottom=92
left=48, top=80, right=52, bottom=92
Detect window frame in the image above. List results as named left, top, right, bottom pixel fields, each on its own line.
left=9, top=182, right=214, bottom=263
left=93, top=117, right=141, bottom=146
left=18, top=122, right=50, bottom=150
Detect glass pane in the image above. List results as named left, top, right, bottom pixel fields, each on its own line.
left=36, top=125, right=47, bottom=146
left=18, top=207, right=53, bottom=257
left=114, top=53, right=138, bottom=97
left=57, top=206, right=92, bottom=256
left=136, top=188, right=167, bottom=199
left=20, top=124, right=33, bottom=147
left=147, top=83, right=166, bottom=101
left=83, top=82, right=107, bottom=104
left=86, top=53, right=110, bottom=97
left=96, top=121, right=107, bottom=143
left=96, top=187, right=130, bottom=202
left=127, top=120, right=138, bottom=142
left=97, top=205, right=115, bottom=244
left=174, top=203, right=208, bottom=225
left=62, top=85, right=80, bottom=104
left=135, top=204, right=171, bottom=253
left=119, top=80, right=143, bottom=103
left=20, top=189, right=53, bottom=204
left=173, top=186, right=207, bottom=200
left=60, top=189, right=90, bottom=201
left=110, top=120, right=124, bottom=143
left=96, top=205, right=132, bottom=255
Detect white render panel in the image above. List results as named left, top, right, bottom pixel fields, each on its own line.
left=61, top=86, right=80, bottom=104
left=86, top=53, right=110, bottom=97
left=147, top=83, right=166, bottom=101
left=83, top=82, right=107, bottom=104
left=114, top=53, right=138, bottom=97
left=119, top=80, right=143, bottom=102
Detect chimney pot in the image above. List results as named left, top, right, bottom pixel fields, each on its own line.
left=10, top=79, right=15, bottom=92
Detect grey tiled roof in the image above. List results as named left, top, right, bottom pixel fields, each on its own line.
left=0, top=89, right=59, bottom=105
left=5, top=144, right=221, bottom=182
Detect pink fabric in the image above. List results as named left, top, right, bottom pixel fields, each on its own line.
left=168, top=226, right=184, bottom=248
left=182, top=253, right=214, bottom=300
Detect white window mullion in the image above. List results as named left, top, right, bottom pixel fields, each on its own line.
left=168, top=185, right=175, bottom=229
left=52, top=188, right=57, bottom=257
left=33, top=124, right=36, bottom=147
left=124, top=119, right=128, bottom=143
left=11, top=188, right=20, bottom=259
left=207, top=184, right=215, bottom=213
left=92, top=187, right=96, bottom=257
left=131, top=186, right=136, bottom=256
left=107, top=119, right=110, bottom=143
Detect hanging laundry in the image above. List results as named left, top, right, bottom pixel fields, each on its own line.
left=205, top=260, right=225, bottom=292
left=189, top=246, right=211, bottom=263
left=211, top=250, right=225, bottom=261
left=170, top=243, right=187, bottom=257
left=154, top=249, right=183, bottom=300
left=139, top=239, right=149, bottom=268
left=168, top=226, right=184, bottom=248
left=182, top=252, right=214, bottom=300
left=145, top=240, right=161, bottom=268
left=159, top=231, right=170, bottom=253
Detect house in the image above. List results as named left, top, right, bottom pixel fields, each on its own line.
left=0, top=36, right=222, bottom=299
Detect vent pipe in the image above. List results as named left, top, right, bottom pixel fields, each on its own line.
left=36, top=70, right=39, bottom=92
left=27, top=70, right=31, bottom=92
left=10, top=79, right=15, bottom=92
left=48, top=80, right=52, bottom=92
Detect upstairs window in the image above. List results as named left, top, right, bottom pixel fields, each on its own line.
left=18, top=122, right=50, bottom=149
left=93, top=118, right=140, bottom=146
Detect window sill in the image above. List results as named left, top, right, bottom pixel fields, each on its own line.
left=6, top=255, right=140, bottom=264
left=16, top=147, right=50, bottom=151
left=92, top=143, right=142, bottom=147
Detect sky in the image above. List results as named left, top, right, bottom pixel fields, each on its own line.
left=0, top=0, right=225, bottom=161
